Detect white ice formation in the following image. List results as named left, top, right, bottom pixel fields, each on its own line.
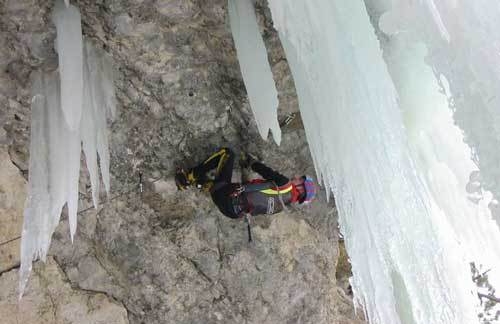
left=20, top=71, right=81, bottom=296
left=82, top=40, right=116, bottom=207
left=266, top=0, right=500, bottom=323
left=376, top=0, right=500, bottom=224
left=20, top=4, right=115, bottom=296
left=228, top=0, right=281, bottom=145
left=51, top=0, right=83, bottom=131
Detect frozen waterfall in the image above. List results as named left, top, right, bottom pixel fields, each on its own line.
left=20, top=2, right=115, bottom=296
left=228, top=0, right=281, bottom=145
left=264, top=0, right=500, bottom=323
left=376, top=0, right=500, bottom=227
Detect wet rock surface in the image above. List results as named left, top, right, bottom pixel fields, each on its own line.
left=0, top=0, right=364, bottom=323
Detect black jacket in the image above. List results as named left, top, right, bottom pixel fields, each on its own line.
left=241, top=162, right=293, bottom=216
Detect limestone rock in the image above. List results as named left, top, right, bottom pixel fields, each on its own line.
left=0, top=0, right=364, bottom=323
left=0, top=146, right=26, bottom=272
left=0, top=257, right=128, bottom=324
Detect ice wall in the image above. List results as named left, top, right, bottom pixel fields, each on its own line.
left=377, top=2, right=500, bottom=260
left=379, top=29, right=500, bottom=322
left=268, top=0, right=500, bottom=323
left=377, top=0, right=500, bottom=224
left=51, top=0, right=83, bottom=131
left=228, top=0, right=281, bottom=145
left=20, top=30, right=115, bottom=297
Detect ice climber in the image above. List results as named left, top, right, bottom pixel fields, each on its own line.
left=175, top=147, right=317, bottom=219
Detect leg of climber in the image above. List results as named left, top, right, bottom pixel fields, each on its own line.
left=213, top=147, right=234, bottom=184
left=175, top=147, right=233, bottom=190
left=209, top=148, right=241, bottom=219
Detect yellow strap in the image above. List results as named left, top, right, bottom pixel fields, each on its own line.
left=204, top=148, right=226, bottom=164
left=260, top=185, right=292, bottom=195
left=203, top=148, right=228, bottom=175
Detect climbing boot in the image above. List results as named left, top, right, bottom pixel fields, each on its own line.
left=175, top=167, right=213, bottom=192
left=175, top=168, right=195, bottom=190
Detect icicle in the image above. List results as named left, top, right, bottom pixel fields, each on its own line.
left=81, top=43, right=100, bottom=207
left=82, top=40, right=115, bottom=196
left=422, top=0, right=450, bottom=42
left=228, top=0, right=281, bottom=145
left=20, top=70, right=81, bottom=296
left=20, top=39, right=116, bottom=297
left=20, top=72, right=49, bottom=297
left=52, top=0, right=83, bottom=131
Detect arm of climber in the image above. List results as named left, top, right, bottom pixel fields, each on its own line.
left=251, top=162, right=290, bottom=187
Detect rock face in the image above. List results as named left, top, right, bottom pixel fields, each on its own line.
left=48, top=185, right=362, bottom=324
left=0, top=257, right=128, bottom=324
left=0, top=0, right=364, bottom=323
left=0, top=146, right=26, bottom=273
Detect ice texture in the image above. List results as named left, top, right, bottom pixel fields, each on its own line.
left=20, top=71, right=81, bottom=295
left=268, top=0, right=500, bottom=323
left=51, top=0, right=83, bottom=131
left=20, top=39, right=115, bottom=297
left=228, top=0, right=281, bottom=145
left=82, top=39, right=115, bottom=202
left=379, top=33, right=500, bottom=323
left=376, top=0, right=500, bottom=212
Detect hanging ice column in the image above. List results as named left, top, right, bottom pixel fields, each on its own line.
left=82, top=40, right=116, bottom=207
left=228, top=0, right=281, bottom=145
left=266, top=0, right=500, bottom=323
left=20, top=1, right=115, bottom=297
left=51, top=0, right=83, bottom=131
left=20, top=71, right=81, bottom=296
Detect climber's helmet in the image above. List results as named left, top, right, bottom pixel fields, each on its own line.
left=292, top=175, right=317, bottom=204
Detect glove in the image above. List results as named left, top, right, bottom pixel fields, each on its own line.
left=240, top=152, right=259, bottom=169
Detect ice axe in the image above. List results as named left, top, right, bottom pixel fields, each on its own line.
left=245, top=214, right=253, bottom=243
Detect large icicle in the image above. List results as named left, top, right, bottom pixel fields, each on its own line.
left=81, top=40, right=116, bottom=205
left=81, top=45, right=100, bottom=208
left=51, top=0, right=83, bottom=131
left=20, top=73, right=50, bottom=296
left=228, top=0, right=281, bottom=145
left=20, top=71, right=81, bottom=295
left=20, top=38, right=116, bottom=297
